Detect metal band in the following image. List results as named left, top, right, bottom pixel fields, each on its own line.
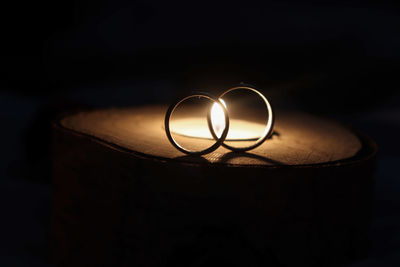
left=164, top=93, right=230, bottom=155
left=207, top=86, right=274, bottom=152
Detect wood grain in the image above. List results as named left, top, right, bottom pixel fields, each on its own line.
left=60, top=106, right=361, bottom=166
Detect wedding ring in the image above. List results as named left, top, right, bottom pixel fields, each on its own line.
left=165, top=93, right=230, bottom=155
left=207, top=85, right=274, bottom=152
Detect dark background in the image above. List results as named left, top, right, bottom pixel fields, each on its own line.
left=0, top=0, right=399, bottom=266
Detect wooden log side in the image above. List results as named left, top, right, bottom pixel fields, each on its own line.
left=52, top=107, right=377, bottom=267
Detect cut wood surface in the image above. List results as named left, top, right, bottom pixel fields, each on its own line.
left=60, top=106, right=362, bottom=166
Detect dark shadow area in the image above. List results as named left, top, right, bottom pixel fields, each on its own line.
left=218, top=152, right=284, bottom=166
left=0, top=0, right=399, bottom=266
left=174, top=151, right=284, bottom=166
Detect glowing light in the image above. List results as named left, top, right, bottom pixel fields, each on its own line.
left=210, top=99, right=227, bottom=138
left=168, top=98, right=266, bottom=141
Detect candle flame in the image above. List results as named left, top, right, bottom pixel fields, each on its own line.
left=211, top=99, right=227, bottom=138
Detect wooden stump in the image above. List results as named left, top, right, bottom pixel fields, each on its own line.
left=52, top=106, right=377, bottom=267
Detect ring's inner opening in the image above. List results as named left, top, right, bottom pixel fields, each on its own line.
left=217, top=89, right=270, bottom=148
left=169, top=96, right=225, bottom=152
left=170, top=117, right=263, bottom=141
